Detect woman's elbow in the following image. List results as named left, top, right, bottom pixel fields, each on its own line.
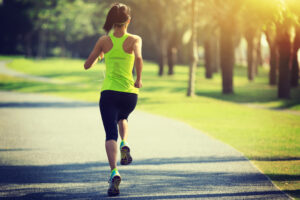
left=135, top=56, right=143, bottom=63
left=84, top=62, right=90, bottom=70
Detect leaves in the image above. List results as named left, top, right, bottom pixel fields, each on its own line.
left=24, top=0, right=106, bottom=43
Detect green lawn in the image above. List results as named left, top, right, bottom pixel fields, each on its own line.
left=1, top=56, right=300, bottom=199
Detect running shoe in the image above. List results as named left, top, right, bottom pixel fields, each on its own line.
left=107, top=169, right=121, bottom=196
left=120, top=140, right=132, bottom=165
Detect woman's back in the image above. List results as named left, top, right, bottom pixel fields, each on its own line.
left=101, top=32, right=139, bottom=94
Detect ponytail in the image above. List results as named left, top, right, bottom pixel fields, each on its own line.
left=103, top=3, right=131, bottom=34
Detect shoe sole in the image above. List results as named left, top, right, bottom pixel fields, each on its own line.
left=107, top=176, right=121, bottom=196
left=120, top=146, right=132, bottom=165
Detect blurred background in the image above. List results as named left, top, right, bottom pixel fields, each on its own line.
left=0, top=0, right=300, bottom=98
left=0, top=0, right=300, bottom=199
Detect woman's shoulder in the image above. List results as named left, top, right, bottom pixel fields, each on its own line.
left=94, top=35, right=110, bottom=47
left=98, top=35, right=111, bottom=42
left=127, top=33, right=142, bottom=41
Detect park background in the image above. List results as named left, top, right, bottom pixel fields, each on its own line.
left=0, top=0, right=299, bottom=199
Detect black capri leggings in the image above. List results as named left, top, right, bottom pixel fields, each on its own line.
left=99, top=90, right=138, bottom=141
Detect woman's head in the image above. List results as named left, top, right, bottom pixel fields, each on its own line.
left=103, top=3, right=131, bottom=34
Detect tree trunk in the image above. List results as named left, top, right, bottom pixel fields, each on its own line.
left=158, top=45, right=166, bottom=76
left=24, top=31, right=33, bottom=58
left=204, top=39, right=213, bottom=78
left=167, top=46, right=177, bottom=75
left=245, top=29, right=259, bottom=81
left=277, top=36, right=292, bottom=99
left=269, top=45, right=278, bottom=85
left=290, top=47, right=299, bottom=87
left=187, top=0, right=198, bottom=97
left=59, top=35, right=66, bottom=57
left=291, top=28, right=300, bottom=87
left=211, top=32, right=220, bottom=73
left=167, top=31, right=178, bottom=75
left=265, top=30, right=278, bottom=85
left=255, top=35, right=263, bottom=75
left=220, top=23, right=234, bottom=94
left=158, top=38, right=167, bottom=76
left=37, top=29, right=46, bottom=58
left=247, top=38, right=256, bottom=81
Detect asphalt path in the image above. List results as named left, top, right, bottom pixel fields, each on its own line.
left=0, top=90, right=290, bottom=200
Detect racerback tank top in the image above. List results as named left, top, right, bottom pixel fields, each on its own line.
left=101, top=32, right=139, bottom=94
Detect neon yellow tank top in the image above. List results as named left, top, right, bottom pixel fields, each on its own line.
left=101, top=32, right=139, bottom=94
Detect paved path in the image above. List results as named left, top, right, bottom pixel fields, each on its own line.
left=0, top=91, right=290, bottom=199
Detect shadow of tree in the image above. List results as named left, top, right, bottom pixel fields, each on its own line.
left=0, top=156, right=291, bottom=199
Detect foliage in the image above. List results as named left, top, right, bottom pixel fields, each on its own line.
left=0, top=0, right=106, bottom=57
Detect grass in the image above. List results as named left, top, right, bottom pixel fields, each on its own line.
left=0, top=55, right=24, bottom=61
left=1, top=56, right=300, bottom=199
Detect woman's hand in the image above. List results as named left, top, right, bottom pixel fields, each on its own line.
left=134, top=79, right=142, bottom=88
left=99, top=51, right=104, bottom=60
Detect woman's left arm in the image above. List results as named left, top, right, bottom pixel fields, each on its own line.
left=84, top=36, right=104, bottom=70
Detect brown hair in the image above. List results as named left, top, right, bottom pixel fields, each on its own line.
left=103, top=3, right=131, bottom=34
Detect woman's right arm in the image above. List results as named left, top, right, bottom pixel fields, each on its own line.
left=133, top=36, right=143, bottom=88
left=84, top=36, right=104, bottom=70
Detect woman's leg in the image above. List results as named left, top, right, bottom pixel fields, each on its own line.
left=100, top=91, right=119, bottom=171
left=117, top=93, right=137, bottom=141
left=118, top=119, right=132, bottom=165
left=105, top=140, right=118, bottom=170
left=118, top=119, right=128, bottom=141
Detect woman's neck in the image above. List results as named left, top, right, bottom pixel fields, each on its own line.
left=113, top=27, right=127, bottom=38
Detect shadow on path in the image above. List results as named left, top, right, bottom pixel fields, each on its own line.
left=0, top=157, right=290, bottom=200
left=0, top=102, right=98, bottom=108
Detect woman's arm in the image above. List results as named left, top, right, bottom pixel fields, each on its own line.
left=133, top=36, right=143, bottom=88
left=84, top=36, right=104, bottom=70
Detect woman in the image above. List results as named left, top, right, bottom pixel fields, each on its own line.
left=84, top=2, right=143, bottom=196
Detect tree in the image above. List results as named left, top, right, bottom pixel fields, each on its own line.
left=187, top=0, right=198, bottom=97
left=265, top=24, right=278, bottom=85
left=200, top=23, right=219, bottom=78
left=203, top=27, right=220, bottom=78
left=23, top=0, right=57, bottom=58
left=166, top=1, right=187, bottom=75
left=291, top=26, right=300, bottom=87
left=204, top=36, right=213, bottom=79
left=167, top=32, right=179, bottom=75
left=276, top=14, right=296, bottom=98
left=197, top=2, right=219, bottom=79
left=211, top=30, right=221, bottom=73
left=244, top=27, right=260, bottom=81
left=262, top=0, right=285, bottom=86
left=0, top=0, right=34, bottom=56
left=256, top=33, right=263, bottom=74
left=213, top=0, right=243, bottom=94
left=1, top=0, right=106, bottom=58
left=261, top=0, right=299, bottom=96
left=287, top=0, right=300, bottom=88
left=127, top=0, right=189, bottom=76
left=128, top=0, right=168, bottom=76
left=241, top=0, right=265, bottom=81
left=53, top=0, right=103, bottom=57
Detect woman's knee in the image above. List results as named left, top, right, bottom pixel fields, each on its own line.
left=106, top=132, right=118, bottom=141
left=103, top=120, right=118, bottom=141
left=118, top=118, right=128, bottom=124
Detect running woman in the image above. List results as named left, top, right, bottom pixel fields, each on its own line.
left=84, top=3, right=143, bottom=197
